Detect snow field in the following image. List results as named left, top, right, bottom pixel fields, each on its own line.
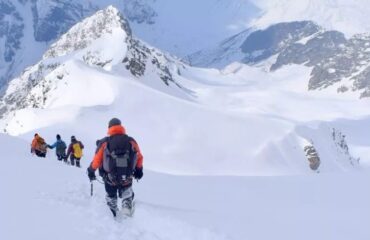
left=1, top=134, right=370, bottom=240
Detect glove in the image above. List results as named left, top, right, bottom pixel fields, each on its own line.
left=134, top=167, right=143, bottom=180
left=87, top=166, right=96, bottom=181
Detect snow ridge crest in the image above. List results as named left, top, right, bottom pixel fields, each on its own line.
left=43, top=6, right=131, bottom=59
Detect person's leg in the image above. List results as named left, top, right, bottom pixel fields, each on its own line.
left=62, top=153, right=68, bottom=163
left=36, top=150, right=46, bottom=158
left=75, top=158, right=81, bottom=168
left=57, top=154, right=62, bottom=161
left=119, top=185, right=135, bottom=216
left=105, top=182, right=118, bottom=217
left=70, top=155, right=75, bottom=166
left=35, top=150, right=42, bottom=157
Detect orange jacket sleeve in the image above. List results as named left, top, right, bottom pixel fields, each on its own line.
left=130, top=140, right=143, bottom=169
left=31, top=138, right=38, bottom=149
left=91, top=142, right=106, bottom=170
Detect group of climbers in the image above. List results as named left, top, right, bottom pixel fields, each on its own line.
left=30, top=118, right=144, bottom=218
left=31, top=133, right=84, bottom=168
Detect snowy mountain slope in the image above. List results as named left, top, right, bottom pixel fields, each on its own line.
left=188, top=20, right=370, bottom=98
left=1, top=133, right=370, bottom=240
left=0, top=6, right=368, bottom=175
left=0, top=6, right=186, bottom=123
left=0, top=134, right=230, bottom=240
left=0, top=0, right=258, bottom=89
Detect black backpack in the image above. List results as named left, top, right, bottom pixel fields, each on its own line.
left=102, top=134, right=137, bottom=184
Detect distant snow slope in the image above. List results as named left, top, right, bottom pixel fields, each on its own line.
left=250, top=0, right=370, bottom=37
left=0, top=6, right=368, bottom=176
left=1, top=133, right=370, bottom=240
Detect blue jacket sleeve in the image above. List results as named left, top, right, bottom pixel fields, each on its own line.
left=49, top=142, right=57, bottom=149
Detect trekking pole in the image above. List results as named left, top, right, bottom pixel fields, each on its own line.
left=90, top=180, right=93, bottom=197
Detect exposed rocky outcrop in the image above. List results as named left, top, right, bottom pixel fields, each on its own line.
left=189, top=21, right=370, bottom=98
left=304, top=144, right=321, bottom=171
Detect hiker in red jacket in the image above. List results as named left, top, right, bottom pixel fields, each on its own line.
left=87, top=118, right=143, bottom=217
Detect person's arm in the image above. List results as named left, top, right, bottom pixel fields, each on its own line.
left=90, top=142, right=106, bottom=170
left=48, top=142, right=57, bottom=149
left=87, top=141, right=106, bottom=181
left=80, top=141, right=84, bottom=149
left=130, top=138, right=143, bottom=180
left=31, top=139, right=37, bottom=151
left=66, top=144, right=72, bottom=159
left=130, top=139, right=143, bottom=169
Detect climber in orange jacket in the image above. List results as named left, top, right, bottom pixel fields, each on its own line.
left=31, top=133, right=48, bottom=158
left=87, top=118, right=143, bottom=217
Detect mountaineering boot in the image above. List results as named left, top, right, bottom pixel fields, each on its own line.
left=120, top=187, right=135, bottom=217
left=106, top=195, right=119, bottom=218
left=110, top=208, right=118, bottom=217
left=122, top=198, right=135, bottom=217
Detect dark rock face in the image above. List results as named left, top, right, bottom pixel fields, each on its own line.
left=122, top=0, right=157, bottom=24
left=123, top=38, right=176, bottom=86
left=0, top=1, right=24, bottom=63
left=190, top=20, right=370, bottom=97
left=241, top=21, right=321, bottom=64
left=32, top=1, right=87, bottom=42
left=304, top=145, right=321, bottom=171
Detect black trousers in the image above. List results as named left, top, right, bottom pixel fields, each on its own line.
left=104, top=182, right=134, bottom=214
left=57, top=153, right=66, bottom=161
left=70, top=155, right=81, bottom=167
left=35, top=150, right=46, bottom=158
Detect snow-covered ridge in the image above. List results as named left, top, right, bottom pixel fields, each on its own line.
left=0, top=6, right=185, bottom=125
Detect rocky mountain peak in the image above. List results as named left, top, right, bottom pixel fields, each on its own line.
left=43, top=6, right=131, bottom=59
left=0, top=5, right=184, bottom=125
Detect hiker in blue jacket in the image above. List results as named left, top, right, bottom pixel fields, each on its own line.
left=48, top=134, right=67, bottom=162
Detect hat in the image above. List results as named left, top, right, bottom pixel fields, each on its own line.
left=108, top=118, right=121, bottom=128
left=56, top=134, right=61, bottom=140
left=71, top=136, right=76, bottom=141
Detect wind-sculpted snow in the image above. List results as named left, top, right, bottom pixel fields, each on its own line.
left=1, top=133, right=370, bottom=240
